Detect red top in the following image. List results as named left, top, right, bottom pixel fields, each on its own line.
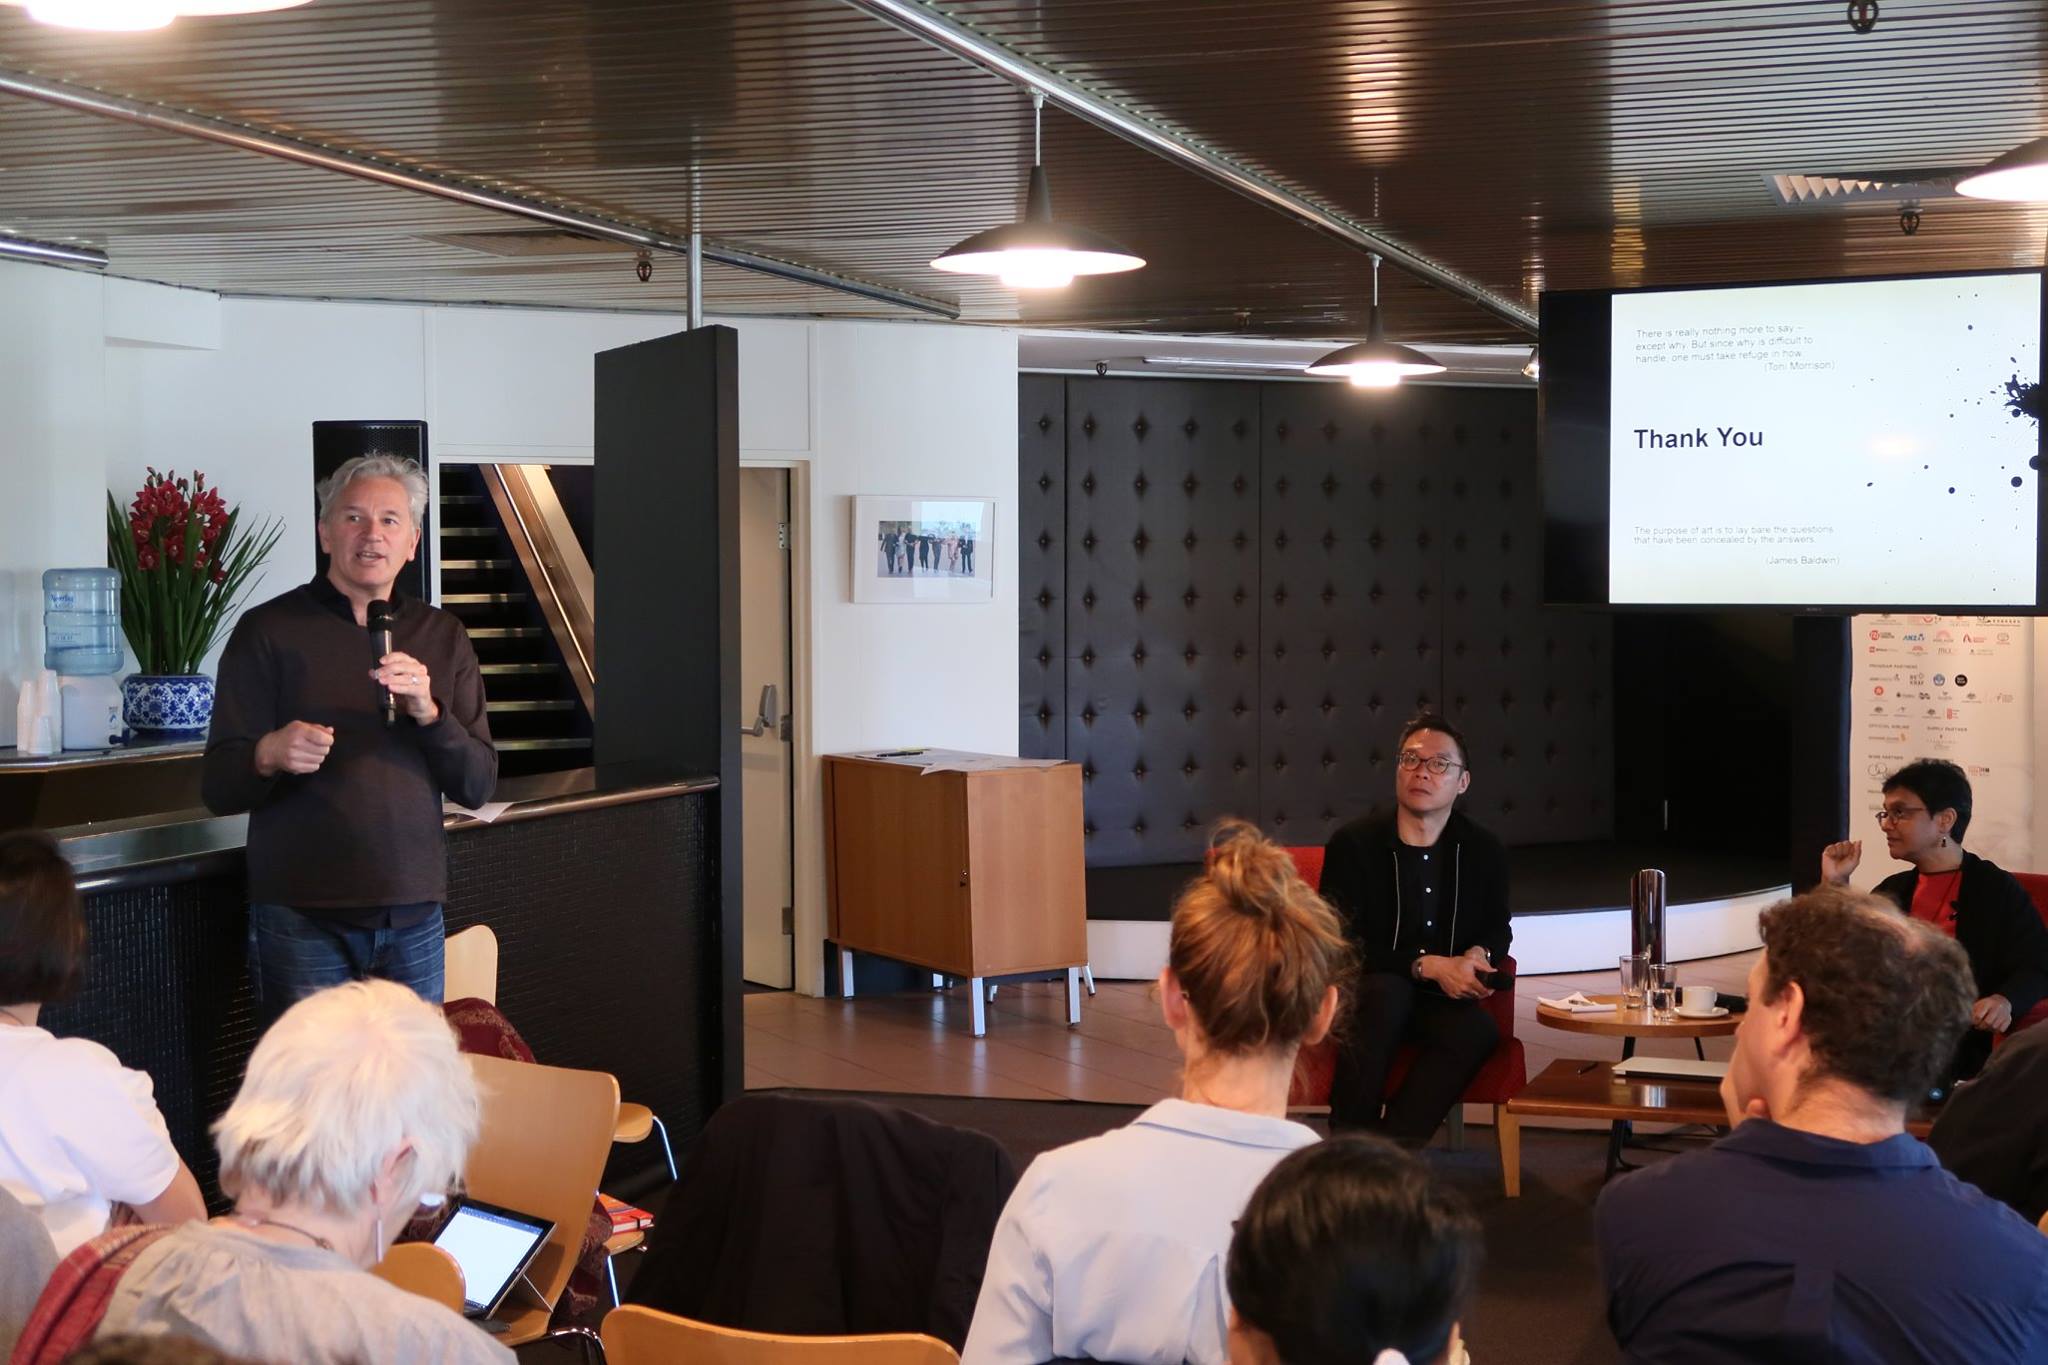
left=1910, top=869, right=1964, bottom=937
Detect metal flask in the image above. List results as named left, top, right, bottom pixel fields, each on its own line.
left=1631, top=868, right=1668, bottom=965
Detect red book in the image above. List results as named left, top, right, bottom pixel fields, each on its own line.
left=599, top=1193, right=654, bottom=1233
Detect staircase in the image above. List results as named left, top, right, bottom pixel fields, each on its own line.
left=437, top=464, right=593, bottom=778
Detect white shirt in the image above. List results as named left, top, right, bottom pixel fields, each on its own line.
left=962, top=1099, right=1320, bottom=1365
left=0, top=1025, right=181, bottom=1257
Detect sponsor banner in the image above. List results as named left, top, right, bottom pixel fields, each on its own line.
left=1848, top=614, right=2033, bottom=888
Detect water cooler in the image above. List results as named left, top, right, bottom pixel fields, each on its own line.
left=43, top=568, right=125, bottom=750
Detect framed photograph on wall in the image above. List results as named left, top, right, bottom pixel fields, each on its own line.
left=852, top=495, right=996, bottom=603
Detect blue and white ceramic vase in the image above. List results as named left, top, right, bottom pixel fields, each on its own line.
left=121, top=673, right=215, bottom=737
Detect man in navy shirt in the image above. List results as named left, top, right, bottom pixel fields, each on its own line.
left=1598, top=887, right=2048, bottom=1363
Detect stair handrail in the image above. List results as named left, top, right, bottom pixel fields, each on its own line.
left=480, top=464, right=596, bottom=715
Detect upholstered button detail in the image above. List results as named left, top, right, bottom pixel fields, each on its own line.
left=1275, top=421, right=1289, bottom=438
left=1233, top=475, right=1247, bottom=494
left=1182, top=474, right=1199, bottom=494
left=1133, top=416, right=1149, bottom=437
left=1321, top=584, right=1337, bottom=605
left=1233, top=758, right=1247, bottom=773
left=1133, top=644, right=1147, bottom=664
left=1038, top=473, right=1052, bottom=491
left=1275, top=477, right=1290, bottom=497
left=1082, top=590, right=1096, bottom=608
left=1082, top=760, right=1095, bottom=778
left=1037, top=590, right=1053, bottom=608
left=1182, top=587, right=1199, bottom=607
left=1321, top=530, right=1337, bottom=550
left=1183, top=814, right=1200, bottom=830
left=1133, top=761, right=1147, bottom=779
left=1133, top=587, right=1149, bottom=609
left=1272, top=698, right=1288, bottom=716
left=1082, top=416, right=1097, bottom=435
left=1232, top=419, right=1248, bottom=437
left=1037, top=415, right=1052, bottom=432
left=1038, top=531, right=1052, bottom=549
left=1274, top=529, right=1289, bottom=550
left=1183, top=759, right=1198, bottom=776
left=1133, top=817, right=1147, bottom=834
left=1183, top=645, right=1198, bottom=664
left=1234, top=643, right=1247, bottom=661
left=1081, top=647, right=1095, bottom=665
left=1183, top=419, right=1199, bottom=437
left=1134, top=472, right=1149, bottom=494
left=1083, top=532, right=1096, bottom=550
left=1367, top=529, right=1385, bottom=552
left=1183, top=531, right=1197, bottom=550
left=1082, top=473, right=1096, bottom=493
left=1081, top=707, right=1096, bottom=726
left=1272, top=642, right=1287, bottom=660
left=1037, top=647, right=1051, bottom=666
left=1321, top=421, right=1338, bottom=440
left=1134, top=530, right=1150, bottom=552
left=1233, top=532, right=1248, bottom=550
left=1322, top=750, right=1337, bottom=769
left=1233, top=700, right=1247, bottom=717
left=1182, top=701, right=1197, bottom=720
left=1037, top=706, right=1051, bottom=723
left=1321, top=640, right=1336, bottom=660
left=1133, top=701, right=1149, bottom=723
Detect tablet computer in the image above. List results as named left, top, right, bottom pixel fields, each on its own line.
left=430, top=1196, right=555, bottom=1320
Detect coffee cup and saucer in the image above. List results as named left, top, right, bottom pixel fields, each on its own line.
left=1674, top=986, right=1726, bottom=1019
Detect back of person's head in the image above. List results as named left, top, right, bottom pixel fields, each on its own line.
left=1882, top=758, right=1973, bottom=842
left=1759, top=886, right=1974, bottom=1103
left=0, top=830, right=84, bottom=1006
left=213, top=980, right=479, bottom=1216
left=1171, top=820, right=1353, bottom=1055
left=64, top=1336, right=260, bottom=1365
left=1228, top=1135, right=1480, bottom=1365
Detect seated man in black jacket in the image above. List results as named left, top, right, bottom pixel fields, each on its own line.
left=1928, top=1017, right=2048, bottom=1226
left=1319, top=713, right=1510, bottom=1141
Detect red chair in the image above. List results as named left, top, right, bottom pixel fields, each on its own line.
left=1999, top=873, right=2048, bottom=1041
left=1282, top=845, right=1527, bottom=1156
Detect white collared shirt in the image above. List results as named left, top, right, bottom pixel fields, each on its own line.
left=963, top=1098, right=1320, bottom=1365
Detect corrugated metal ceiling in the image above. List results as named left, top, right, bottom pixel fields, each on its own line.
left=0, top=0, right=2043, bottom=340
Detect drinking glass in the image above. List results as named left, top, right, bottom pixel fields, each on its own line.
left=1618, top=952, right=1648, bottom=1008
left=1648, top=964, right=1678, bottom=1021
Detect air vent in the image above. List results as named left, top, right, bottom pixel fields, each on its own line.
left=1763, top=170, right=1960, bottom=206
left=417, top=229, right=625, bottom=257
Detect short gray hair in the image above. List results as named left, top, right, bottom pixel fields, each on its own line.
left=213, top=980, right=480, bottom=1215
left=317, top=454, right=430, bottom=529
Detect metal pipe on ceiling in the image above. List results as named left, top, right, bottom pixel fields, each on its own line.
left=0, top=234, right=107, bottom=269
left=840, top=0, right=1538, bottom=336
left=0, top=66, right=960, bottom=321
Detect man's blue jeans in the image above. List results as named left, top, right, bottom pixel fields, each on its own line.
left=248, top=902, right=445, bottom=1027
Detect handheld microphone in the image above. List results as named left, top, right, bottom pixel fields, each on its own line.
left=368, top=598, right=396, bottom=727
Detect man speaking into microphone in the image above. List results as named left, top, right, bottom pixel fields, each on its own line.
left=203, top=454, right=495, bottom=1025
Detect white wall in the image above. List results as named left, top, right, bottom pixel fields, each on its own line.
left=0, top=262, right=108, bottom=745
left=781, top=321, right=1020, bottom=994
left=3, top=264, right=1020, bottom=996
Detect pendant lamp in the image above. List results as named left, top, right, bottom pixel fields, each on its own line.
left=931, top=92, right=1144, bottom=290
left=10, top=0, right=313, bottom=31
left=1305, top=254, right=1447, bottom=388
left=1956, top=136, right=2048, bottom=201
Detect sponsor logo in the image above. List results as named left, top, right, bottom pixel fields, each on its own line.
left=1873, top=685, right=1886, bottom=696
left=1903, top=633, right=1926, bottom=642
left=1954, top=673, right=1968, bottom=687
left=1932, top=674, right=1946, bottom=686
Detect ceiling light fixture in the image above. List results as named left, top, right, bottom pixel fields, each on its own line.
left=0, top=233, right=107, bottom=268
left=1955, top=136, right=2048, bottom=201
left=1305, top=254, right=1447, bottom=388
left=931, top=91, right=1144, bottom=291
left=9, top=0, right=311, bottom=31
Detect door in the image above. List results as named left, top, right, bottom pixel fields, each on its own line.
left=739, top=467, right=795, bottom=988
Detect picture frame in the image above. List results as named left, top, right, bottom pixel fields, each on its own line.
left=852, top=495, right=996, bottom=603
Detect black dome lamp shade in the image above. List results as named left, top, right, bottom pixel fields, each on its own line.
left=930, top=92, right=1145, bottom=290
left=1304, top=254, right=1447, bottom=388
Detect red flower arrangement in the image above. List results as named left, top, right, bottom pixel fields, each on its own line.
left=107, top=469, right=282, bottom=676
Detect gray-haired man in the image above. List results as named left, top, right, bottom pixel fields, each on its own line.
left=203, top=455, right=496, bottom=1023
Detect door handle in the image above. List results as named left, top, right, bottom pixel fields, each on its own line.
left=739, top=683, right=779, bottom=737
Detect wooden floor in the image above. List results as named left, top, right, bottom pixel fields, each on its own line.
left=744, top=950, right=1762, bottom=1113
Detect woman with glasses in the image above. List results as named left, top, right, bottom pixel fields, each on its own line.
left=1822, top=758, right=2048, bottom=1079
left=1318, top=713, right=1512, bottom=1142
left=22, top=981, right=512, bottom=1364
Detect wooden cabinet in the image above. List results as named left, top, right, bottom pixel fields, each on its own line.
left=823, top=752, right=1088, bottom=1034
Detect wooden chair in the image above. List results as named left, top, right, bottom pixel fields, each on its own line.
left=372, top=1242, right=466, bottom=1315
left=602, top=1306, right=959, bottom=1365
left=464, top=1052, right=620, bottom=1358
left=444, top=924, right=500, bottom=1005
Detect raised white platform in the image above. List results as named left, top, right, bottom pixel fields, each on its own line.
left=1085, top=883, right=1787, bottom=982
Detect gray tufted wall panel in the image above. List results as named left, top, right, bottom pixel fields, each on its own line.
left=1019, top=375, right=1068, bottom=759
left=1023, top=376, right=1613, bottom=869
left=1260, top=385, right=1444, bottom=845
left=1437, top=390, right=1613, bottom=842
left=1064, top=380, right=1264, bottom=865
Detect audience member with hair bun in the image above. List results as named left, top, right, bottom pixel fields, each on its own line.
left=19, top=980, right=513, bottom=1365
left=1822, top=757, right=2048, bottom=1080
left=0, top=831, right=206, bottom=1257
left=962, top=819, right=1353, bottom=1365
left=1227, top=1136, right=1479, bottom=1365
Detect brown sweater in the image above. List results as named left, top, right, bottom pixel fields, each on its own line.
left=201, top=576, right=497, bottom=916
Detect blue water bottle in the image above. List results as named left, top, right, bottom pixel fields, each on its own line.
left=43, top=568, right=123, bottom=675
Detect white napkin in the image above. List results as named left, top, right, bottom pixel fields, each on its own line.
left=1538, top=991, right=1617, bottom=1013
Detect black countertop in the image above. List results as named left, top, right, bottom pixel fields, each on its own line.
left=50, top=761, right=719, bottom=894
